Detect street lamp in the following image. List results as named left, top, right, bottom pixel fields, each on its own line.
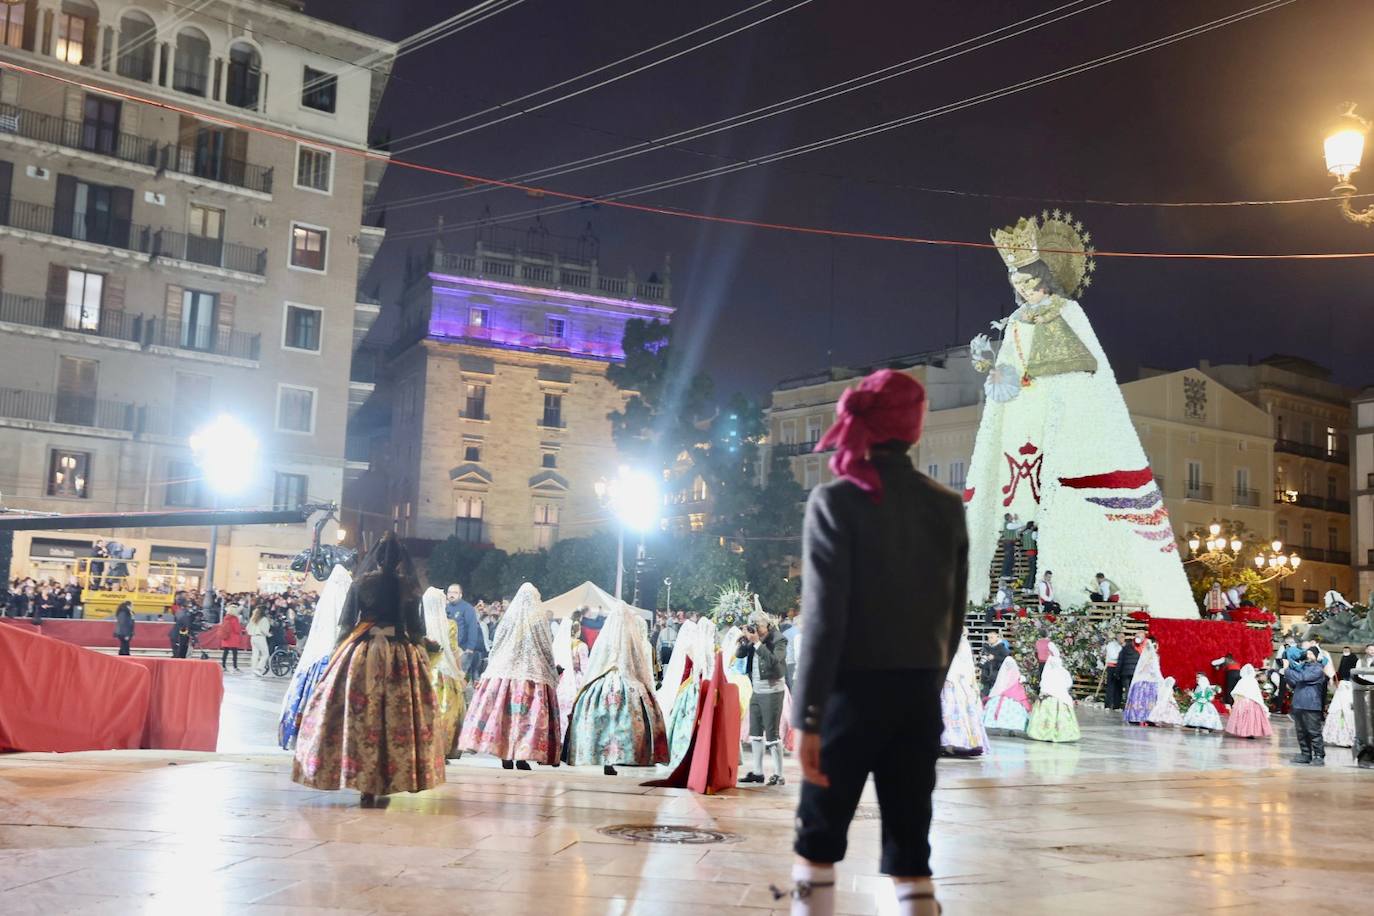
left=1321, top=102, right=1374, bottom=225
left=594, top=466, right=660, bottom=601
left=1186, top=524, right=1299, bottom=585
left=189, top=414, right=259, bottom=617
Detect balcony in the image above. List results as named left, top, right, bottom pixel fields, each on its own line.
left=0, top=387, right=136, bottom=432
left=0, top=196, right=144, bottom=251
left=1184, top=482, right=1213, bottom=501
left=1292, top=547, right=1352, bottom=565
left=1231, top=487, right=1260, bottom=507
left=164, top=145, right=274, bottom=195
left=1302, top=589, right=1320, bottom=605
left=144, top=317, right=261, bottom=361
left=0, top=102, right=158, bottom=167
left=172, top=66, right=209, bottom=98
left=1274, top=491, right=1350, bottom=514
left=774, top=441, right=821, bottom=459
left=1274, top=438, right=1349, bottom=465
left=149, top=230, right=268, bottom=276
left=1280, top=587, right=1295, bottom=603
left=0, top=290, right=142, bottom=343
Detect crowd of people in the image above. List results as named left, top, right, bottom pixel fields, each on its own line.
left=2, top=577, right=82, bottom=619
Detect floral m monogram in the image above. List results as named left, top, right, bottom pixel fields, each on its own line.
left=1002, top=442, right=1044, bottom=507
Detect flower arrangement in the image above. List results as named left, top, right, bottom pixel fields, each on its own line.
left=710, top=581, right=754, bottom=629
left=1004, top=603, right=1129, bottom=693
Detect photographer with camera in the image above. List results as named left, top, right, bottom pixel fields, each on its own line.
left=1285, top=646, right=1328, bottom=766
left=736, top=610, right=788, bottom=786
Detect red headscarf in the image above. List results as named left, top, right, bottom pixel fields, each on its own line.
left=815, top=369, right=927, bottom=501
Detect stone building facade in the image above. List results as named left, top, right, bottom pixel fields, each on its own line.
left=0, top=0, right=392, bottom=591
left=1353, top=388, right=1374, bottom=604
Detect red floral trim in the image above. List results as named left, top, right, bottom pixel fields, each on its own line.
left=1058, top=467, right=1155, bottom=490
left=963, top=487, right=975, bottom=503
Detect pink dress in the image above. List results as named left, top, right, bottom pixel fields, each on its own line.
left=557, top=642, right=589, bottom=741
left=1223, top=696, right=1272, bottom=738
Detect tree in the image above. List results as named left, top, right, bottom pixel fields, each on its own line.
left=744, top=449, right=806, bottom=613
left=657, top=537, right=745, bottom=613
left=543, top=532, right=619, bottom=596
left=467, top=548, right=509, bottom=602
left=606, top=318, right=712, bottom=465
left=426, top=537, right=492, bottom=592
left=499, top=551, right=549, bottom=600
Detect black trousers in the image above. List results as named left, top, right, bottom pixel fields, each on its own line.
left=172, top=635, right=190, bottom=659
left=1291, top=709, right=1325, bottom=760
left=117, top=637, right=131, bottom=656
left=221, top=648, right=239, bottom=668
left=794, top=669, right=942, bottom=876
left=1105, top=665, right=1122, bottom=709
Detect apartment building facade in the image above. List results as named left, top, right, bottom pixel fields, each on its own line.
left=0, top=0, right=393, bottom=592
left=1354, top=387, right=1374, bottom=604
left=353, top=229, right=672, bottom=556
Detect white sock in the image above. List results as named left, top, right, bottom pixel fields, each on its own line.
left=769, top=740, right=784, bottom=778
left=783, top=862, right=835, bottom=916
left=892, top=878, right=937, bottom=916
left=751, top=739, right=765, bottom=774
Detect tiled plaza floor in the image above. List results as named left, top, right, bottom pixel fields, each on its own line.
left=1, top=671, right=1370, bottom=915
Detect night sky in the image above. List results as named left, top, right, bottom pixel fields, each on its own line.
left=319, top=0, right=1374, bottom=400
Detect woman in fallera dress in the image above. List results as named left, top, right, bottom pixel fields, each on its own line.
left=278, top=565, right=351, bottom=750
left=1323, top=679, right=1356, bottom=747
left=1181, top=674, right=1224, bottom=732
left=940, top=633, right=990, bottom=757
left=1122, top=638, right=1163, bottom=725
left=459, top=583, right=561, bottom=769
left=1146, top=676, right=1185, bottom=727
left=292, top=534, right=444, bottom=807
left=422, top=587, right=466, bottom=759
left=565, top=604, right=668, bottom=774
left=1026, top=642, right=1080, bottom=742
left=983, top=655, right=1031, bottom=736
left=1223, top=664, right=1271, bottom=739
left=556, top=620, right=590, bottom=742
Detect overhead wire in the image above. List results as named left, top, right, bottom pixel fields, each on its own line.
left=390, top=0, right=817, bottom=152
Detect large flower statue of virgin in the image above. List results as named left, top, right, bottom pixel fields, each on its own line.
left=964, top=212, right=1196, bottom=618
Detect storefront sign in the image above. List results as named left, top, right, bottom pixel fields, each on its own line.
left=29, top=537, right=94, bottom=559
left=149, top=545, right=207, bottom=568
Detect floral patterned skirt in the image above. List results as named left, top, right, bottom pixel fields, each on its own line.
left=1223, top=697, right=1271, bottom=738
left=1147, top=695, right=1184, bottom=727
left=566, top=670, right=668, bottom=766
left=291, top=630, right=445, bottom=796
left=665, top=678, right=700, bottom=767
left=434, top=671, right=466, bottom=758
left=982, top=694, right=1029, bottom=734
left=1026, top=696, right=1080, bottom=743
left=459, top=676, right=561, bottom=765
left=1122, top=681, right=1158, bottom=724
left=941, top=677, right=990, bottom=753
left=279, top=653, right=331, bottom=750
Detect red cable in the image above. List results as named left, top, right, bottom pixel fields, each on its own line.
left=6, top=59, right=1374, bottom=261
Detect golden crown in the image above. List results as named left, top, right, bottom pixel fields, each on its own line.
left=990, top=217, right=1039, bottom=271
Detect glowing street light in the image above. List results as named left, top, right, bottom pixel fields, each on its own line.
left=595, top=466, right=661, bottom=600
left=189, top=414, right=259, bottom=616
left=1321, top=102, right=1374, bottom=225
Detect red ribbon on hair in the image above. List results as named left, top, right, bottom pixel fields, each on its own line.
left=816, top=369, right=927, bottom=502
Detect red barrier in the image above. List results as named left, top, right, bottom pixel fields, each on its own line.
left=0, top=623, right=150, bottom=752
left=117, top=657, right=224, bottom=752
left=1148, top=618, right=1274, bottom=688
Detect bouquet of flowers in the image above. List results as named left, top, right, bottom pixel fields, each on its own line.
left=710, top=582, right=754, bottom=629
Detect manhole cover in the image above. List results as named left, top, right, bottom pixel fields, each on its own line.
left=598, top=824, right=742, bottom=845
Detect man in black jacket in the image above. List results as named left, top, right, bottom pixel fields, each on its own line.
left=736, top=611, right=788, bottom=786
left=113, top=601, right=136, bottom=656
left=783, top=370, right=966, bottom=916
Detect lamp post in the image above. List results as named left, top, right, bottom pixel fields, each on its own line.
left=594, top=466, right=660, bottom=600
left=189, top=415, right=259, bottom=618
left=1321, top=102, right=1374, bottom=225
left=1185, top=524, right=1300, bottom=585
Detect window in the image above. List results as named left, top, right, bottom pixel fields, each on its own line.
left=1186, top=460, right=1203, bottom=495
left=186, top=203, right=225, bottom=267
left=173, top=29, right=210, bottom=96
left=301, top=66, right=337, bottom=113
left=780, top=420, right=797, bottom=445
left=541, top=393, right=563, bottom=428
left=1235, top=467, right=1250, bottom=493
left=927, top=464, right=939, bottom=480
left=55, top=2, right=94, bottom=66
left=171, top=371, right=211, bottom=438
left=542, top=452, right=557, bottom=469
left=1326, top=426, right=1338, bottom=456
left=545, top=316, right=567, bottom=340
left=1302, top=469, right=1313, bottom=495
left=1328, top=526, right=1339, bottom=553
left=295, top=146, right=332, bottom=193
left=1278, top=519, right=1289, bottom=544
left=463, top=383, right=487, bottom=420
left=533, top=503, right=560, bottom=549
left=225, top=42, right=262, bottom=110
left=1327, top=474, right=1337, bottom=500
left=805, top=416, right=822, bottom=444
left=464, top=443, right=481, bottom=462
left=1302, top=521, right=1313, bottom=548
left=80, top=95, right=120, bottom=156
left=116, top=12, right=155, bottom=81
left=56, top=176, right=132, bottom=248
left=290, top=223, right=327, bottom=271
left=64, top=269, right=103, bottom=332
left=1301, top=419, right=1314, bottom=445
left=165, top=458, right=202, bottom=507
left=276, top=385, right=315, bottom=434
left=804, top=460, right=820, bottom=489
left=468, top=307, right=489, bottom=329
left=1, top=1, right=25, bottom=50
left=47, top=449, right=90, bottom=498
left=180, top=289, right=217, bottom=351
left=691, top=476, right=707, bottom=501
left=454, top=495, right=483, bottom=542
left=273, top=472, right=308, bottom=510
left=55, top=354, right=97, bottom=426
left=949, top=461, right=966, bottom=489
left=283, top=304, right=322, bottom=353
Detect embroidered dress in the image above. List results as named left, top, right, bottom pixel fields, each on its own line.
left=556, top=640, right=589, bottom=741
left=292, top=535, right=445, bottom=797
left=1026, top=643, right=1079, bottom=743
left=941, top=634, right=990, bottom=755
left=983, top=655, right=1031, bottom=735
left=1123, top=641, right=1162, bottom=724
left=1182, top=680, right=1224, bottom=731
left=278, top=565, right=351, bottom=749
left=422, top=588, right=466, bottom=759
left=1223, top=665, right=1271, bottom=739
left=458, top=583, right=561, bottom=765
left=1146, top=676, right=1184, bottom=727
left=565, top=607, right=668, bottom=767
left=1323, top=681, right=1356, bottom=747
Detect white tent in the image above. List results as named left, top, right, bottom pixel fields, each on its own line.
left=543, top=581, right=652, bottom=622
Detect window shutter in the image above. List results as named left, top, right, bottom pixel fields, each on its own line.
left=45, top=262, right=67, bottom=325
left=216, top=290, right=235, bottom=343
left=52, top=174, right=76, bottom=237
left=63, top=88, right=81, bottom=123
left=103, top=273, right=125, bottom=314
left=110, top=186, right=133, bottom=248
left=164, top=283, right=184, bottom=326
left=20, top=0, right=35, bottom=51
left=81, top=21, right=95, bottom=66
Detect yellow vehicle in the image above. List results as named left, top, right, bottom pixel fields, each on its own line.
left=76, top=557, right=180, bottom=619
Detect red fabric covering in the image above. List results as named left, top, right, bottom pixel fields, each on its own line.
left=197, top=617, right=249, bottom=650
left=116, top=657, right=224, bottom=751
left=1148, top=618, right=1273, bottom=693
left=16, top=617, right=176, bottom=650
left=817, top=369, right=927, bottom=501
left=644, top=654, right=741, bottom=794
left=0, top=622, right=151, bottom=752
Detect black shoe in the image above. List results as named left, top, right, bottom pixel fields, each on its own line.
left=1288, top=755, right=1311, bottom=765
left=767, top=775, right=785, bottom=786
left=740, top=772, right=764, bottom=784
left=1310, top=757, right=1325, bottom=767
left=603, top=765, right=618, bottom=776
left=501, top=759, right=514, bottom=770
left=515, top=760, right=532, bottom=771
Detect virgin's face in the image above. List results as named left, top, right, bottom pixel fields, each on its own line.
left=1023, top=285, right=1049, bottom=305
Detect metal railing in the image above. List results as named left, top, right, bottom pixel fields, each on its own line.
left=774, top=440, right=821, bottom=458
left=1275, top=491, right=1350, bottom=514
left=0, top=290, right=142, bottom=342
left=0, top=196, right=143, bottom=251
left=1274, top=438, right=1349, bottom=465
left=172, top=65, right=209, bottom=97
left=164, top=145, right=273, bottom=194
left=0, top=387, right=136, bottom=431
left=434, top=250, right=669, bottom=304
left=1184, top=482, right=1213, bottom=501
left=144, top=317, right=261, bottom=361
left=1231, top=487, right=1260, bottom=507
left=0, top=102, right=159, bottom=166
left=116, top=46, right=156, bottom=83
left=1292, top=547, right=1352, bottom=565
left=1280, top=588, right=1296, bottom=603
left=1303, top=589, right=1320, bottom=605
left=148, top=229, right=267, bottom=276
